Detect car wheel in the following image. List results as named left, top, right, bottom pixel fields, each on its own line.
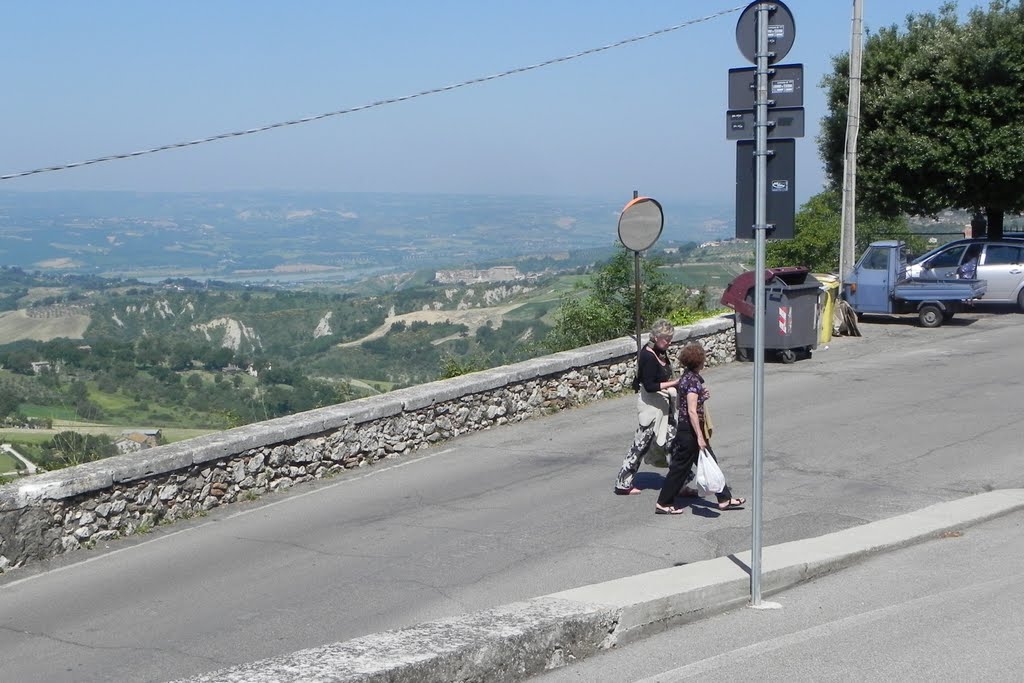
left=919, top=304, right=943, bottom=328
left=1018, top=288, right=1024, bottom=313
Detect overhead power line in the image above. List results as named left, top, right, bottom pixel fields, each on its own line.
left=1, top=6, right=744, bottom=181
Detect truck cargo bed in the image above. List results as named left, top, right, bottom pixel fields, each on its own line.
left=893, top=277, right=986, bottom=301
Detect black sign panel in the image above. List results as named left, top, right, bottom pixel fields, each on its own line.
left=726, top=107, right=805, bottom=140
left=728, top=64, right=804, bottom=110
left=735, top=0, right=796, bottom=65
left=735, top=139, right=796, bottom=239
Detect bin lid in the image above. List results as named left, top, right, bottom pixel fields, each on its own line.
left=720, top=266, right=813, bottom=318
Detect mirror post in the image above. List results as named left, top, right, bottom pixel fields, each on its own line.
left=617, top=193, right=664, bottom=366
left=633, top=190, right=642, bottom=361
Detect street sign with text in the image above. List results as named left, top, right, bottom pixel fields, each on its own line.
left=728, top=64, right=804, bottom=110
left=726, top=107, right=804, bottom=140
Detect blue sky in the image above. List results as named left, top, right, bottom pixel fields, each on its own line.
left=1, top=1, right=971, bottom=205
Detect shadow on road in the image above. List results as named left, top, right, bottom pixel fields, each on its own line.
left=858, top=315, right=979, bottom=327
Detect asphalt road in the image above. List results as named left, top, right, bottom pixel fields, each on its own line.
left=1, top=307, right=1022, bottom=682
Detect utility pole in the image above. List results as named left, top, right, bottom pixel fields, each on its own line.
left=839, top=0, right=864, bottom=283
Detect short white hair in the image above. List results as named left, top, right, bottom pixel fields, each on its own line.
left=648, top=319, right=674, bottom=342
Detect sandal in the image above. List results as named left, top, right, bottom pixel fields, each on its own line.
left=717, top=497, right=746, bottom=510
left=655, top=505, right=685, bottom=515
left=614, top=486, right=642, bottom=496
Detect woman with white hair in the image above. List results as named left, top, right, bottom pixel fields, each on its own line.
left=613, top=319, right=680, bottom=500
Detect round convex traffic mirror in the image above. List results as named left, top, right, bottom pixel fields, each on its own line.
left=617, top=197, right=664, bottom=252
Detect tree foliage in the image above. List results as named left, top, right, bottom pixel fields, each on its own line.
left=767, top=191, right=925, bottom=271
left=819, top=0, right=1024, bottom=236
left=544, top=248, right=683, bottom=351
left=40, top=431, right=117, bottom=469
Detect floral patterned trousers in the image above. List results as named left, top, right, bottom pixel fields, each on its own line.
left=614, top=424, right=656, bottom=491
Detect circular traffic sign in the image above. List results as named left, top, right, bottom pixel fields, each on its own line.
left=617, top=197, right=664, bottom=252
left=735, top=0, right=796, bottom=65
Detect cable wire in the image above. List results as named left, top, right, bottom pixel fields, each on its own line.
left=1, top=6, right=744, bottom=181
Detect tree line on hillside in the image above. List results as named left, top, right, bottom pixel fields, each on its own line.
left=0, top=334, right=353, bottom=432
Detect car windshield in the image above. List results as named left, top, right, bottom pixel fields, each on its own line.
left=910, top=243, right=958, bottom=265
left=910, top=237, right=1024, bottom=265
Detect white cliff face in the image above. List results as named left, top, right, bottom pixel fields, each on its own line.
left=190, top=318, right=262, bottom=351
left=313, top=312, right=333, bottom=339
left=482, top=284, right=531, bottom=306
left=125, top=298, right=176, bottom=319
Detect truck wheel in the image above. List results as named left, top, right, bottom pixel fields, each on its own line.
left=918, top=304, right=943, bottom=328
left=779, top=349, right=797, bottom=364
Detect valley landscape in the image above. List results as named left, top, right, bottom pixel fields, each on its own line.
left=0, top=190, right=745, bottom=474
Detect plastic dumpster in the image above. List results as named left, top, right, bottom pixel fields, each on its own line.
left=720, top=267, right=822, bottom=363
left=813, top=273, right=840, bottom=345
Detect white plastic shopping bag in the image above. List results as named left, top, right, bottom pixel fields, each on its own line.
left=695, top=448, right=726, bottom=494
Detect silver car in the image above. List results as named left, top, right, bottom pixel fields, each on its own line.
left=907, top=238, right=1024, bottom=310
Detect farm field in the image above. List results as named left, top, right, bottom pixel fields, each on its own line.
left=0, top=309, right=91, bottom=344
left=0, top=425, right=216, bottom=445
left=0, top=452, right=22, bottom=472
left=660, top=262, right=748, bottom=289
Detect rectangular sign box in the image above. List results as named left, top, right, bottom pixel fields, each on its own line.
left=735, top=138, right=796, bottom=239
left=728, top=64, right=804, bottom=110
left=726, top=107, right=805, bottom=140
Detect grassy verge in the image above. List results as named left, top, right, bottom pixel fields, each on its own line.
left=0, top=425, right=218, bottom=445
left=19, top=403, right=78, bottom=421
left=0, top=452, right=23, bottom=472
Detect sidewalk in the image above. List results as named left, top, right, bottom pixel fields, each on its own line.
left=538, top=506, right=1024, bottom=682
left=173, top=489, right=1024, bottom=683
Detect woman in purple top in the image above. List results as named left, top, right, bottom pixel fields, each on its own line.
left=656, top=342, right=745, bottom=514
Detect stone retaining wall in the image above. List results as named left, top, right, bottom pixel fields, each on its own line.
left=0, top=317, right=734, bottom=572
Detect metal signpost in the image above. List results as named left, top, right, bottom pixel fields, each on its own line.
left=731, top=0, right=800, bottom=608
left=617, top=194, right=664, bottom=361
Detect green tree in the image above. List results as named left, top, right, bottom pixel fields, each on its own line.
left=543, top=247, right=680, bottom=352
left=75, top=399, right=105, bottom=421
left=438, top=353, right=489, bottom=379
left=766, top=190, right=925, bottom=271
left=67, top=380, right=89, bottom=403
left=202, top=346, right=234, bottom=371
left=43, top=431, right=116, bottom=468
left=819, top=1, right=1024, bottom=238
left=1, top=350, right=35, bottom=375
left=0, top=390, right=21, bottom=418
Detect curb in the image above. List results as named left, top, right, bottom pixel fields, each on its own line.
left=175, top=489, right=1024, bottom=683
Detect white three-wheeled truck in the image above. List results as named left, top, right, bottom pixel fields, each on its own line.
left=843, top=240, right=987, bottom=327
